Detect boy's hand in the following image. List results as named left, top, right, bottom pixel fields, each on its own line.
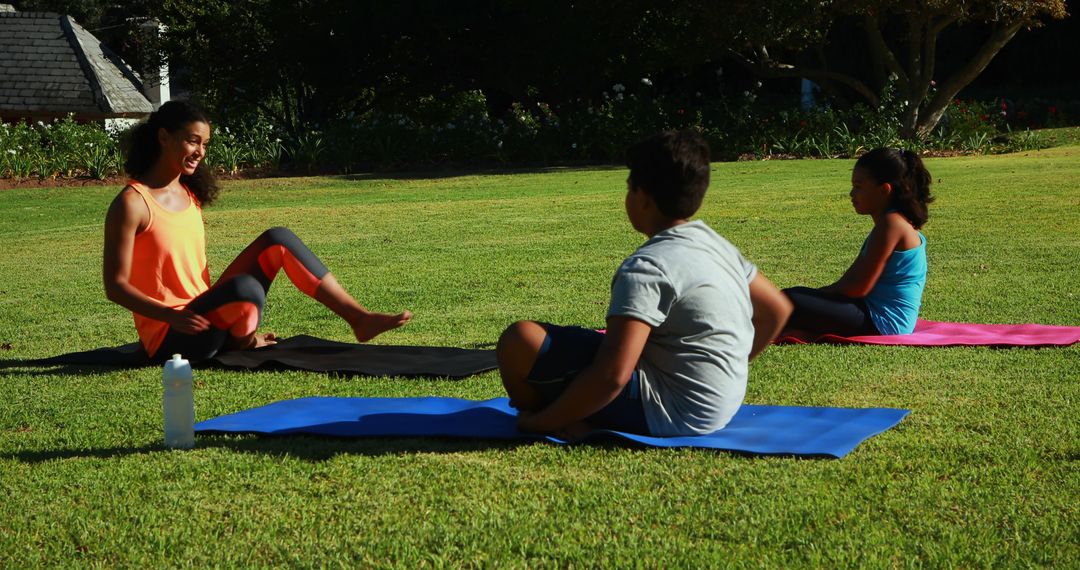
left=553, top=421, right=593, bottom=442
left=516, top=410, right=542, bottom=433
left=516, top=411, right=593, bottom=441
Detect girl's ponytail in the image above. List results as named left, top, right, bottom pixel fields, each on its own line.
left=122, top=119, right=160, bottom=180
left=855, top=148, right=934, bottom=229
left=122, top=101, right=220, bottom=206
left=900, top=150, right=933, bottom=227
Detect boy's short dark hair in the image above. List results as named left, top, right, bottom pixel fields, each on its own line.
left=626, top=130, right=711, bottom=219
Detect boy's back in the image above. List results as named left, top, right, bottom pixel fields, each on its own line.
left=609, top=220, right=757, bottom=436
left=495, top=130, right=792, bottom=440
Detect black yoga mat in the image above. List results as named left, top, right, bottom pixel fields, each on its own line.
left=27, top=335, right=497, bottom=379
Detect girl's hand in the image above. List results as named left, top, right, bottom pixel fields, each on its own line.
left=168, top=309, right=211, bottom=334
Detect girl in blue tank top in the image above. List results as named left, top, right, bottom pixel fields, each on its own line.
left=781, top=148, right=933, bottom=336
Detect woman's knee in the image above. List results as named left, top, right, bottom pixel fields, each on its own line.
left=216, top=274, right=268, bottom=306
left=258, top=226, right=301, bottom=248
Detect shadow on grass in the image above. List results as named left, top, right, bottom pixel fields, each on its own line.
left=0, top=433, right=795, bottom=464
left=0, top=435, right=536, bottom=464
left=0, top=342, right=147, bottom=375
left=0, top=361, right=146, bottom=377
left=333, top=163, right=624, bottom=183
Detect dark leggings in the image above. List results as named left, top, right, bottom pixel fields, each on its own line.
left=153, top=227, right=329, bottom=362
left=782, top=286, right=880, bottom=337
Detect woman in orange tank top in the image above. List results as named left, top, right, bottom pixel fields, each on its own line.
left=104, top=101, right=411, bottom=362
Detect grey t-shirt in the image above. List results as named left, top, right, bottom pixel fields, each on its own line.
left=607, top=220, right=758, bottom=436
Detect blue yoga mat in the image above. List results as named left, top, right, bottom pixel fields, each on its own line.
left=196, top=397, right=909, bottom=458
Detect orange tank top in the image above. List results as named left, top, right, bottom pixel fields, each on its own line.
left=127, top=181, right=211, bottom=356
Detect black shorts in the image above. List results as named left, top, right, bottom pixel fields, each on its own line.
left=527, top=323, right=649, bottom=435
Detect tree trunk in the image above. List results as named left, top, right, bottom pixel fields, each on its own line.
left=914, top=20, right=1025, bottom=138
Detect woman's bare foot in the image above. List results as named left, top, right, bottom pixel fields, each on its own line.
left=350, top=310, right=412, bottom=342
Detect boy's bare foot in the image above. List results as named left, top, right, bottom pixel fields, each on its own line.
left=351, top=310, right=412, bottom=342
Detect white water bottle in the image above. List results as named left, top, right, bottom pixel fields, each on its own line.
left=163, top=354, right=195, bottom=449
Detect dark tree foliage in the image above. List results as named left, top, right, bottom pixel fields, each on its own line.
left=12, top=0, right=156, bottom=66
left=701, top=0, right=1069, bottom=137
left=27, top=0, right=1063, bottom=141
left=150, top=0, right=700, bottom=133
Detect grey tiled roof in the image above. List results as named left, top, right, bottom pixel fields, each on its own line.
left=0, top=11, right=153, bottom=117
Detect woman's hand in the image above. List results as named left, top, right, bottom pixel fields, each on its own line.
left=167, top=309, right=211, bottom=334
left=252, top=332, right=278, bottom=348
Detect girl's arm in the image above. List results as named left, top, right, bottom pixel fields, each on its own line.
left=517, top=316, right=651, bottom=436
left=821, top=214, right=908, bottom=298
left=103, top=188, right=211, bottom=334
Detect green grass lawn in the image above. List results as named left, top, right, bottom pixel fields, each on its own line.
left=1, top=146, right=1077, bottom=567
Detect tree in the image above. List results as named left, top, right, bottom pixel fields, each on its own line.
left=14, top=0, right=156, bottom=65
left=149, top=0, right=686, bottom=130
left=710, top=0, right=1069, bottom=138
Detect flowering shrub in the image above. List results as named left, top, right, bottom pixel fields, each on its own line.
left=0, top=117, right=121, bottom=180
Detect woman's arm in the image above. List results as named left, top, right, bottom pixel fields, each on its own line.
left=517, top=316, right=651, bottom=436
left=748, top=272, right=793, bottom=359
left=821, top=215, right=908, bottom=298
left=103, top=188, right=210, bottom=334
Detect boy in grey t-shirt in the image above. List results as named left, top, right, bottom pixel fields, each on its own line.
left=496, top=131, right=793, bottom=438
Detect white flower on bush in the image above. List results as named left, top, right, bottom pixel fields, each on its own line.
left=5, top=149, right=15, bottom=155
left=571, top=143, right=577, bottom=149
left=612, top=83, right=625, bottom=93
left=496, top=140, right=503, bottom=149
left=755, top=81, right=762, bottom=88
left=641, top=77, right=652, bottom=86
left=616, top=93, right=624, bottom=101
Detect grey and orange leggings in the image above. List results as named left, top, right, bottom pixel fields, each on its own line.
left=153, top=227, right=328, bottom=362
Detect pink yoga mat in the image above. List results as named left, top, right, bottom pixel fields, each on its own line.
left=777, top=319, right=1080, bottom=347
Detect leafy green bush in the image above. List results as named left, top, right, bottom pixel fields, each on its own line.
left=0, top=91, right=1072, bottom=180
left=0, top=117, right=122, bottom=180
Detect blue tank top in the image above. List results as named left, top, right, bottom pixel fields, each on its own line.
left=861, top=232, right=927, bottom=335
